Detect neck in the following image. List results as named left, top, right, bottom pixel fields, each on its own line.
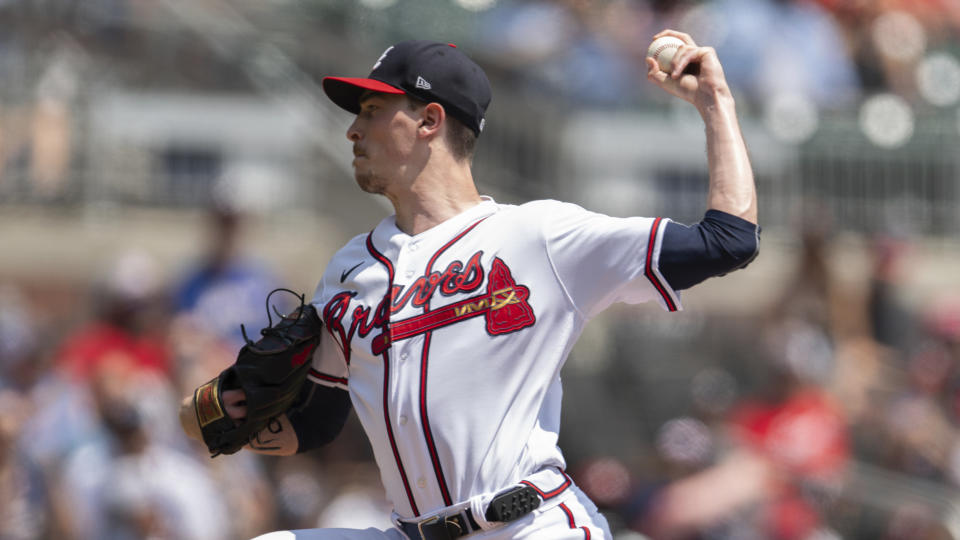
left=387, top=156, right=482, bottom=235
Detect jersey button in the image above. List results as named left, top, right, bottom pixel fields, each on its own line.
left=409, top=243, right=419, bottom=252
left=417, top=478, right=426, bottom=489
left=399, top=415, right=408, bottom=425
left=400, top=353, right=408, bottom=361
left=405, top=270, right=415, bottom=279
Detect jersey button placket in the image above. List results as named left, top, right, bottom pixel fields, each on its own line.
left=393, top=242, right=433, bottom=507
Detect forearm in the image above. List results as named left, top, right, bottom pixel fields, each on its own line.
left=642, top=29, right=757, bottom=223
left=700, top=92, right=757, bottom=224
left=247, top=414, right=299, bottom=456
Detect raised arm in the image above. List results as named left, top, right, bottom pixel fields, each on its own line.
left=645, top=29, right=757, bottom=224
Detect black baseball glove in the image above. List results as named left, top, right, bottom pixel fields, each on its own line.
left=193, top=288, right=323, bottom=457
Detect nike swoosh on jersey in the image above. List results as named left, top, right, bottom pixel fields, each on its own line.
left=340, top=262, right=363, bottom=283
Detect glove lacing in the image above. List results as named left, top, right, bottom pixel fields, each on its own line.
left=240, top=288, right=310, bottom=347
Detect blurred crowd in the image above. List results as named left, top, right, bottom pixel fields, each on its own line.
left=4, top=0, right=960, bottom=214
left=2, top=1, right=960, bottom=540
left=1, top=212, right=959, bottom=539
left=10, top=0, right=956, bottom=109
left=561, top=221, right=960, bottom=539
left=0, top=206, right=403, bottom=539
left=476, top=0, right=960, bottom=110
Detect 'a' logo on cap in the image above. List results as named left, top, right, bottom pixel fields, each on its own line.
left=415, top=76, right=432, bottom=90
left=372, top=46, right=393, bottom=71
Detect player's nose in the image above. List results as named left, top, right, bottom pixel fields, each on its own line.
left=346, top=117, right=362, bottom=142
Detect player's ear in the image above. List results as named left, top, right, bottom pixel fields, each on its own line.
left=418, top=102, right=445, bottom=139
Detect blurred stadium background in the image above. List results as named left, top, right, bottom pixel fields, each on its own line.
left=2, top=0, right=960, bottom=538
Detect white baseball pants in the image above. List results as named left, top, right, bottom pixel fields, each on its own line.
left=252, top=484, right=610, bottom=540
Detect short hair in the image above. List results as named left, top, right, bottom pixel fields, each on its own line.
left=406, top=96, right=477, bottom=163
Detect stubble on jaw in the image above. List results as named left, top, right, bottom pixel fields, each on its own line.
left=355, top=170, right=388, bottom=195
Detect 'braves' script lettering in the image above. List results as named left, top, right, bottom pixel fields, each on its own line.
left=323, top=290, right=392, bottom=362
left=322, top=251, right=534, bottom=359
left=390, top=251, right=485, bottom=313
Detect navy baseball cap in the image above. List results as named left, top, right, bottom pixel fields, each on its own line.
left=322, top=40, right=491, bottom=136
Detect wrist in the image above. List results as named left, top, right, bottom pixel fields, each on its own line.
left=697, top=87, right=736, bottom=119
left=179, top=394, right=203, bottom=441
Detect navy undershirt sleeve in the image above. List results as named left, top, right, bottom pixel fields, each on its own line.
left=659, top=209, right=760, bottom=291
left=287, top=380, right=352, bottom=453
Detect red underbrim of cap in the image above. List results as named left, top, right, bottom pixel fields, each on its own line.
left=322, top=77, right=406, bottom=114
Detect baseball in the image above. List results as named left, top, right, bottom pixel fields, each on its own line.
left=647, top=36, right=684, bottom=72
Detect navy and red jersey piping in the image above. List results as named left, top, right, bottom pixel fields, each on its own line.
left=644, top=217, right=678, bottom=312
left=418, top=216, right=490, bottom=507
left=558, top=503, right=592, bottom=539
left=520, top=469, right=573, bottom=500
left=308, top=369, right=348, bottom=386
left=366, top=232, right=419, bottom=516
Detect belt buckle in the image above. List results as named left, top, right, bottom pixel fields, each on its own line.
left=417, top=515, right=441, bottom=540
left=446, top=513, right=466, bottom=536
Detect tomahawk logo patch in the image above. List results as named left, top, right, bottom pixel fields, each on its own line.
left=382, top=256, right=535, bottom=348
left=483, top=258, right=535, bottom=335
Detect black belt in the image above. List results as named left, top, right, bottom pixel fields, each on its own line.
left=400, top=485, right=541, bottom=540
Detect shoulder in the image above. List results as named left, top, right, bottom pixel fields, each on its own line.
left=492, top=199, right=589, bottom=225
left=327, top=232, right=371, bottom=269
left=518, top=199, right=583, bottom=213
left=312, top=232, right=372, bottom=299
left=339, top=231, right=373, bottom=254
left=514, top=199, right=649, bottom=228
left=486, top=200, right=647, bottom=240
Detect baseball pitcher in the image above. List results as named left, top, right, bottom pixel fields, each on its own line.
left=180, top=30, right=759, bottom=539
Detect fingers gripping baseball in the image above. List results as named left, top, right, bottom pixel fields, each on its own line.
left=646, top=29, right=730, bottom=109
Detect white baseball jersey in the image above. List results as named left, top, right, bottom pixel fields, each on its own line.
left=308, top=197, right=681, bottom=521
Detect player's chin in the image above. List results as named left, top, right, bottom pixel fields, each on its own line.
left=355, top=171, right=387, bottom=195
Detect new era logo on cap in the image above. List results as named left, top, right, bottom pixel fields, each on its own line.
left=322, top=40, right=492, bottom=136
